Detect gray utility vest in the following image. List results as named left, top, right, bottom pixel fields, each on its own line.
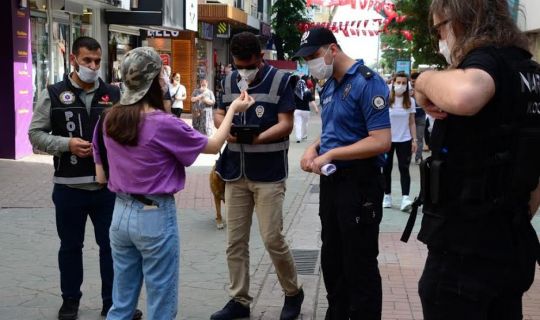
left=216, top=65, right=291, bottom=182
left=48, top=75, right=119, bottom=184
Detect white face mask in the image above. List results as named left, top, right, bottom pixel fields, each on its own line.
left=307, top=47, right=334, bottom=80
left=238, top=68, right=258, bottom=84
left=76, top=61, right=99, bottom=83
left=394, top=84, right=406, bottom=95
left=439, top=40, right=452, bottom=64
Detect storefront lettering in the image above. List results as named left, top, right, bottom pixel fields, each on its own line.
left=16, top=30, right=27, bottom=38
left=17, top=50, right=28, bottom=57
left=19, top=90, right=29, bottom=95
left=147, top=30, right=180, bottom=38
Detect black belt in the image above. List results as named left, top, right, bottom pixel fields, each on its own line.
left=130, top=194, right=159, bottom=207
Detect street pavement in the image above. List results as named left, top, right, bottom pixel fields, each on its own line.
left=0, top=114, right=539, bottom=320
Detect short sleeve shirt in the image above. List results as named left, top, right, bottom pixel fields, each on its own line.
left=319, top=60, right=390, bottom=166
left=389, top=96, right=416, bottom=142
left=93, top=111, right=208, bottom=194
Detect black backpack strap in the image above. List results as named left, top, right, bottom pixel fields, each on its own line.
left=401, top=157, right=430, bottom=242
left=96, top=115, right=109, bottom=180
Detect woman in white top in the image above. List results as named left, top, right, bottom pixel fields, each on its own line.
left=169, top=72, right=187, bottom=118
left=383, top=72, right=417, bottom=212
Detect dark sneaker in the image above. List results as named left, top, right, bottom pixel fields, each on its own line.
left=280, top=288, right=304, bottom=320
left=58, top=298, right=79, bottom=320
left=100, top=302, right=143, bottom=319
left=210, top=300, right=250, bottom=320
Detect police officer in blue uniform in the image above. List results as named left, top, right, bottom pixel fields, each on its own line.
left=211, top=32, right=304, bottom=320
left=410, top=0, right=540, bottom=318
left=28, top=37, right=141, bottom=320
left=294, top=27, right=391, bottom=320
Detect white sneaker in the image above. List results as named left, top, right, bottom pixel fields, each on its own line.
left=383, top=194, right=392, bottom=208
left=400, top=195, right=413, bottom=212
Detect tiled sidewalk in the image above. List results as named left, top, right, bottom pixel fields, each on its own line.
left=315, top=232, right=540, bottom=320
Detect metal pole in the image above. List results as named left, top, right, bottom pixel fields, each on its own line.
left=376, top=33, right=380, bottom=72
left=47, top=0, right=54, bottom=84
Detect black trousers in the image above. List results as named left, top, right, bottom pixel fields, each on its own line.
left=319, top=164, right=383, bottom=320
left=419, top=250, right=529, bottom=320
left=383, top=140, right=412, bottom=195
left=171, top=107, right=183, bottom=118
left=52, top=184, right=115, bottom=303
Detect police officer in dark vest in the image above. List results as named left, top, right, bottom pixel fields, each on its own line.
left=411, top=1, right=540, bottom=318
left=28, top=37, right=141, bottom=320
left=294, top=27, right=391, bottom=320
left=211, top=32, right=304, bottom=320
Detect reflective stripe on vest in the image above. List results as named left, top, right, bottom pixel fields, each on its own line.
left=222, top=69, right=285, bottom=104
left=228, top=140, right=289, bottom=153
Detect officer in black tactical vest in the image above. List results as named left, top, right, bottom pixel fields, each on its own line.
left=411, top=1, right=540, bottom=318
left=28, top=37, right=141, bottom=320
left=211, top=32, right=303, bottom=320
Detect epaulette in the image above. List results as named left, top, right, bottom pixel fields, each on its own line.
left=357, top=65, right=374, bottom=80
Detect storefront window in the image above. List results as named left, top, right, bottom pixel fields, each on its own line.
left=196, top=40, right=208, bottom=82
left=109, top=32, right=139, bottom=83
left=31, top=15, right=48, bottom=104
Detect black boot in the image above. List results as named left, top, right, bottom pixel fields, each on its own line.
left=210, top=300, right=250, bottom=320
left=280, top=288, right=304, bottom=320
left=58, top=298, right=79, bottom=320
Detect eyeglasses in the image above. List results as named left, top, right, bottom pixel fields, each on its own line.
left=433, top=19, right=451, bottom=40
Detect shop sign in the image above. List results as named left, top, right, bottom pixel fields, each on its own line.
left=185, top=0, right=198, bottom=32
left=147, top=30, right=181, bottom=38
left=198, top=22, right=214, bottom=41
left=216, top=22, right=230, bottom=39
left=160, top=54, right=171, bottom=65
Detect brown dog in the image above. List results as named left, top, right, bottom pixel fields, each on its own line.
left=209, top=164, right=226, bottom=229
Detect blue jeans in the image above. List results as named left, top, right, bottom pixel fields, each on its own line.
left=107, top=194, right=179, bottom=320
left=52, top=184, right=115, bottom=304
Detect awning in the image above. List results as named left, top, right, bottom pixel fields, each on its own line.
left=198, top=4, right=247, bottom=26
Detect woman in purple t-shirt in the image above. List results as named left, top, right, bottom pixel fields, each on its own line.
left=92, top=47, right=252, bottom=320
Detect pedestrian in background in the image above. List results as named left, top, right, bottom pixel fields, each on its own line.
left=382, top=72, right=416, bottom=212
left=211, top=31, right=303, bottom=320
left=93, top=47, right=253, bottom=320
left=410, top=71, right=426, bottom=164
left=295, top=27, right=391, bottom=320
left=191, top=79, right=216, bottom=136
left=169, top=72, right=187, bottom=118
left=412, top=0, right=540, bottom=318
left=28, top=36, right=142, bottom=320
left=291, top=75, right=319, bottom=143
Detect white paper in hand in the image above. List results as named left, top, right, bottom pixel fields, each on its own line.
left=321, top=164, right=337, bottom=176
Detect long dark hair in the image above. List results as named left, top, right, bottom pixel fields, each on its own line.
left=105, top=76, right=165, bottom=146
left=390, top=72, right=411, bottom=109
left=430, top=0, right=529, bottom=67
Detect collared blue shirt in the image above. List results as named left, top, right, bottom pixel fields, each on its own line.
left=319, top=60, right=390, bottom=167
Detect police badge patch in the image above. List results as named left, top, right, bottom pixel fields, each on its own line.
left=342, top=83, right=352, bottom=100
left=60, top=91, right=75, bottom=105
left=372, top=95, right=386, bottom=110
left=255, top=105, right=265, bottom=118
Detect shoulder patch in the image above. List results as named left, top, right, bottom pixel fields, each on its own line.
left=372, top=95, right=386, bottom=110
left=357, top=65, right=374, bottom=79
